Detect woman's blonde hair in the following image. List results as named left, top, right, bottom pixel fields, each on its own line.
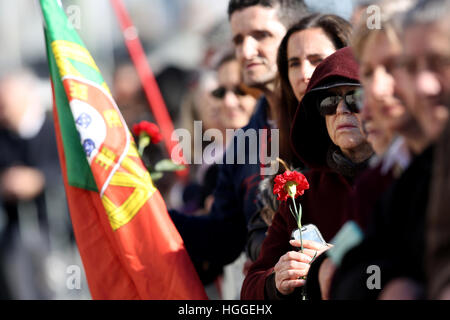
left=352, top=0, right=417, bottom=61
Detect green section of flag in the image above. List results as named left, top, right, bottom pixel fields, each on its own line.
left=42, top=0, right=98, bottom=191
left=40, top=0, right=104, bottom=86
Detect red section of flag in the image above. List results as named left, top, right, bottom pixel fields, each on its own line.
left=52, top=97, right=140, bottom=299
left=51, top=81, right=208, bottom=300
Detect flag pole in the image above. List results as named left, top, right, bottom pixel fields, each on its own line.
left=110, top=0, right=189, bottom=179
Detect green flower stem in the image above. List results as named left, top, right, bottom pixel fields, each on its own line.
left=138, top=134, right=150, bottom=156
left=298, top=204, right=304, bottom=252
left=291, top=196, right=303, bottom=253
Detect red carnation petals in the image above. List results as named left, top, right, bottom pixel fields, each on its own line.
left=273, top=170, right=309, bottom=201
left=132, top=121, right=163, bottom=144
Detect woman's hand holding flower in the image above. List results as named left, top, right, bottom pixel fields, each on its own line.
left=274, top=239, right=330, bottom=296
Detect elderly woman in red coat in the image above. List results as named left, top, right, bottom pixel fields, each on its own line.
left=241, top=47, right=374, bottom=300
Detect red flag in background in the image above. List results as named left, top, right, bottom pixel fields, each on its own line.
left=41, top=0, right=207, bottom=299
left=110, top=0, right=189, bottom=179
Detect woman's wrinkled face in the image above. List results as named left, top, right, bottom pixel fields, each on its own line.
left=323, top=85, right=368, bottom=156
left=287, top=28, right=337, bottom=101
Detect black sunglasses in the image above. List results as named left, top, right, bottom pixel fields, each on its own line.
left=211, top=85, right=247, bottom=99
left=317, top=90, right=360, bottom=116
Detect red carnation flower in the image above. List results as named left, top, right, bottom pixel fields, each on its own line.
left=273, top=170, right=309, bottom=201
left=132, top=121, right=163, bottom=144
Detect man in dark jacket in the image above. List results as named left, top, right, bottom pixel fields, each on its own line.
left=169, top=0, right=308, bottom=272
left=241, top=47, right=374, bottom=300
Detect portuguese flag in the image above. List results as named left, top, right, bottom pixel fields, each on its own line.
left=40, top=0, right=207, bottom=299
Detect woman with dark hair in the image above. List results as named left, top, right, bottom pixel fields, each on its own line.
left=276, top=13, right=353, bottom=164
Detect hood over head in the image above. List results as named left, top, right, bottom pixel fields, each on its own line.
left=290, top=47, right=361, bottom=170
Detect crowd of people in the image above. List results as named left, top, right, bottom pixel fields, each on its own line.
left=1, top=0, right=449, bottom=300
left=167, top=0, right=450, bottom=300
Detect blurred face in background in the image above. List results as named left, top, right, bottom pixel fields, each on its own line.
left=358, top=31, right=402, bottom=155
left=395, top=20, right=450, bottom=144
left=194, top=75, right=223, bottom=133
left=0, top=75, right=41, bottom=132
left=230, top=5, right=287, bottom=90
left=351, top=5, right=369, bottom=27
left=213, top=59, right=257, bottom=129
left=113, top=64, right=146, bottom=126
left=0, top=78, right=26, bottom=129
left=358, top=90, right=393, bottom=156
left=360, top=32, right=412, bottom=133
left=287, top=28, right=337, bottom=101
left=113, top=64, right=141, bottom=104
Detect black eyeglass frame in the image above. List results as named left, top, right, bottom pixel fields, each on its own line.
left=211, top=85, right=247, bottom=99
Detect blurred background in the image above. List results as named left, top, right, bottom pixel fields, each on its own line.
left=0, top=0, right=355, bottom=300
